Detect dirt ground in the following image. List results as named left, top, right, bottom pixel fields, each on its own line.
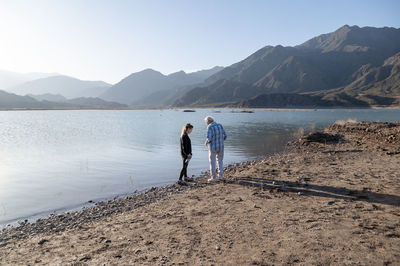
left=1, top=122, right=399, bottom=265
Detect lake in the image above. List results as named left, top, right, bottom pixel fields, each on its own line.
left=0, top=108, right=399, bottom=226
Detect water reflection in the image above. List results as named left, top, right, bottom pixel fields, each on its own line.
left=226, top=123, right=300, bottom=157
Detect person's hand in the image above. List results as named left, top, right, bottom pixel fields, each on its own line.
left=188, top=154, right=192, bottom=159
left=205, top=141, right=208, bottom=146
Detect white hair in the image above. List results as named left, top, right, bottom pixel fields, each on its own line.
left=204, top=116, right=214, bottom=123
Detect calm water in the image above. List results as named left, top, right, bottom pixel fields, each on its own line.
left=0, top=108, right=399, bottom=225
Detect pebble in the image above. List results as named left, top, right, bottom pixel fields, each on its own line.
left=38, top=239, right=48, bottom=245
left=216, top=245, right=221, bottom=250
left=80, top=255, right=91, bottom=262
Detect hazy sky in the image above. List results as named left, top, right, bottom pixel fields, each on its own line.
left=0, top=0, right=399, bottom=84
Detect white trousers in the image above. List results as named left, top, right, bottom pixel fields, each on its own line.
left=209, top=149, right=224, bottom=179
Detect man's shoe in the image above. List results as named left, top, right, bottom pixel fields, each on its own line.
left=184, top=177, right=193, bottom=182
left=207, top=178, right=216, bottom=183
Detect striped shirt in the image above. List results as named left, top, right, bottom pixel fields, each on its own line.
left=206, top=122, right=227, bottom=152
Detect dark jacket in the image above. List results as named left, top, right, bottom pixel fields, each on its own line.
left=180, top=133, right=192, bottom=158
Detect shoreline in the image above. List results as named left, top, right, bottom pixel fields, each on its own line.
left=0, top=106, right=399, bottom=112
left=0, top=162, right=255, bottom=235
left=0, top=159, right=260, bottom=229
left=1, top=121, right=399, bottom=265
left=0, top=174, right=208, bottom=229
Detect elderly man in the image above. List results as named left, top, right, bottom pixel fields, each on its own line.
left=204, top=116, right=227, bottom=181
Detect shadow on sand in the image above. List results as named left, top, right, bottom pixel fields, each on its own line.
left=226, top=177, right=400, bottom=207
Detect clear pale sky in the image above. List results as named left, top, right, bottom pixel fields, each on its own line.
left=0, top=0, right=399, bottom=84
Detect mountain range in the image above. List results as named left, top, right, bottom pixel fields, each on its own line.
left=0, top=67, right=223, bottom=109
left=8, top=75, right=112, bottom=99
left=0, top=90, right=126, bottom=109
left=1, top=25, right=399, bottom=109
left=100, top=67, right=223, bottom=106
left=0, top=70, right=58, bottom=90
left=174, top=25, right=400, bottom=108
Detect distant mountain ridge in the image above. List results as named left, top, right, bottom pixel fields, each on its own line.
left=27, top=93, right=67, bottom=102
left=0, top=70, right=58, bottom=90
left=174, top=25, right=400, bottom=107
left=9, top=75, right=111, bottom=99
left=100, top=66, right=223, bottom=105
left=0, top=90, right=126, bottom=109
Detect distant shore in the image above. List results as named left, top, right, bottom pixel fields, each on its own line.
left=1, top=121, right=399, bottom=265
left=1, top=106, right=399, bottom=112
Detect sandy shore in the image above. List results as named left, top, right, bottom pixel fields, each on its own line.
left=1, top=121, right=399, bottom=265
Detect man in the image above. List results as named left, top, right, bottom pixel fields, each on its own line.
left=204, top=116, right=227, bottom=181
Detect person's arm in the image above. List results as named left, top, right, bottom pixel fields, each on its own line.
left=183, top=135, right=191, bottom=156
left=187, top=137, right=192, bottom=158
left=180, top=137, right=187, bottom=157
left=222, top=126, right=227, bottom=140
left=205, top=126, right=212, bottom=146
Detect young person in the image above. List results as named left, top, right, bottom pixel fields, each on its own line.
left=179, top=123, right=194, bottom=184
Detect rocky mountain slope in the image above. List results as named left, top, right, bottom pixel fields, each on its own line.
left=174, top=25, right=400, bottom=108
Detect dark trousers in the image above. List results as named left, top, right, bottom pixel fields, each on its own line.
left=179, top=157, right=189, bottom=180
